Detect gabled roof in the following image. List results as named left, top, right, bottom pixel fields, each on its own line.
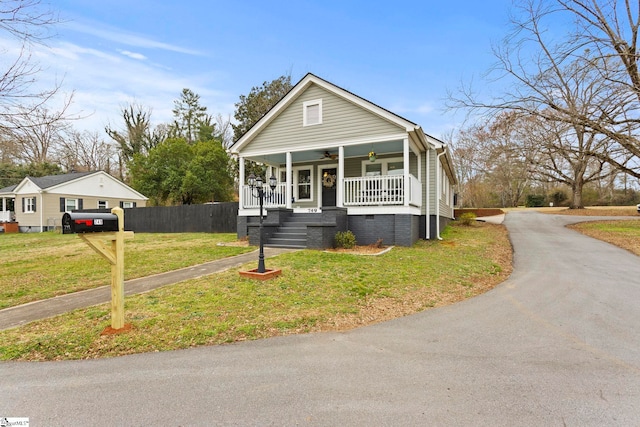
left=0, top=184, right=17, bottom=194
left=13, top=171, right=97, bottom=193
left=28, top=171, right=95, bottom=190
left=231, top=73, right=434, bottom=153
left=10, top=171, right=147, bottom=199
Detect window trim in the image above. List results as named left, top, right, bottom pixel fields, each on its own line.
left=65, top=198, right=78, bottom=212
left=25, top=197, right=36, bottom=213
left=294, top=167, right=313, bottom=201
left=277, top=166, right=314, bottom=202
left=303, top=99, right=323, bottom=127
left=361, top=156, right=404, bottom=176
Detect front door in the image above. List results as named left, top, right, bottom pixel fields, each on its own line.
left=321, top=168, right=337, bottom=207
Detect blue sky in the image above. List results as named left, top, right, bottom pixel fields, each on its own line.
left=20, top=0, right=513, bottom=139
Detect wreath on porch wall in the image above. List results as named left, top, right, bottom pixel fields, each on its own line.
left=323, top=173, right=336, bottom=188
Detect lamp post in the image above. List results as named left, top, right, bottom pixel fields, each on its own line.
left=248, top=172, right=277, bottom=273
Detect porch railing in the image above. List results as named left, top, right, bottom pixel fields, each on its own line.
left=0, top=211, right=11, bottom=222
left=241, top=176, right=422, bottom=209
left=242, top=183, right=287, bottom=209
left=344, top=174, right=421, bottom=207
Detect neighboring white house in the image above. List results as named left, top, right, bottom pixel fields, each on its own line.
left=231, top=73, right=457, bottom=249
left=0, top=171, right=148, bottom=232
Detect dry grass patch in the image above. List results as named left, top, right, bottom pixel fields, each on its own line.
left=539, top=206, right=639, bottom=216
left=568, top=220, right=640, bottom=257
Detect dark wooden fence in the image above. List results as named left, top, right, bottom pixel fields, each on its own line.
left=79, top=203, right=238, bottom=233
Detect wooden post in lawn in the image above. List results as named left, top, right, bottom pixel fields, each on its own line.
left=78, top=207, right=133, bottom=330
left=111, top=207, right=125, bottom=329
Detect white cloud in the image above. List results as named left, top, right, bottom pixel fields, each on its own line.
left=61, top=21, right=203, bottom=56
left=0, top=32, right=234, bottom=134
left=118, top=50, right=147, bottom=61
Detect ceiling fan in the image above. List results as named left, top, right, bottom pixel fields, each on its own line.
left=320, top=150, right=338, bottom=160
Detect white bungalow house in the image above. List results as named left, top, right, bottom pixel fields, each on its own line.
left=231, top=73, right=457, bottom=249
left=0, top=171, right=147, bottom=232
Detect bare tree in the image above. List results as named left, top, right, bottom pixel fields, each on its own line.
left=450, top=0, right=640, bottom=204
left=523, top=115, right=622, bottom=208
left=214, top=113, right=233, bottom=149
left=449, top=114, right=532, bottom=208
left=2, top=97, right=72, bottom=163
left=57, top=130, right=117, bottom=174
left=105, top=103, right=160, bottom=180
left=0, top=0, right=61, bottom=126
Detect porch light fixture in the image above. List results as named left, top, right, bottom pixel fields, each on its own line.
left=247, top=172, right=278, bottom=273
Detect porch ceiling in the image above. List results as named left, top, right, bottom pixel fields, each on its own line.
left=243, top=139, right=404, bottom=165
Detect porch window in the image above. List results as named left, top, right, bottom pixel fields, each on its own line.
left=303, top=99, right=322, bottom=126
left=361, top=157, right=403, bottom=176
left=297, top=169, right=312, bottom=200
left=365, top=163, right=382, bottom=176
left=388, top=161, right=404, bottom=175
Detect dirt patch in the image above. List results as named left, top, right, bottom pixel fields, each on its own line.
left=101, top=323, right=133, bottom=335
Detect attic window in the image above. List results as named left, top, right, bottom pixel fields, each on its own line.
left=303, top=99, right=322, bottom=126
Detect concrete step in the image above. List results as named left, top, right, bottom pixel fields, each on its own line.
left=266, top=237, right=307, bottom=248
left=271, top=231, right=306, bottom=239
left=279, top=225, right=307, bottom=232
left=265, top=243, right=307, bottom=249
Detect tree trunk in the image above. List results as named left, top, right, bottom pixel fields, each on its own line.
left=570, top=179, right=584, bottom=209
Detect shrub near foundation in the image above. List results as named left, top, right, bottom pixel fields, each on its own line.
left=334, top=230, right=357, bottom=249
left=459, top=212, right=477, bottom=226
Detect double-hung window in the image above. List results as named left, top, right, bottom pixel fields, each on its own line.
left=66, top=198, right=78, bottom=212
left=24, top=197, right=36, bottom=213
left=296, top=169, right=312, bottom=200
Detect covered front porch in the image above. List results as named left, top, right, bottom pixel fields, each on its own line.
left=237, top=137, right=428, bottom=248
left=238, top=137, right=423, bottom=214
left=0, top=193, right=15, bottom=223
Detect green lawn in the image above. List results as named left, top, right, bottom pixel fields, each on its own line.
left=0, top=232, right=254, bottom=309
left=0, top=223, right=512, bottom=360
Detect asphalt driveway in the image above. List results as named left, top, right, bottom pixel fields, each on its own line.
left=2, top=211, right=640, bottom=426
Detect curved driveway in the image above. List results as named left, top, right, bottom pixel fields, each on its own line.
left=2, top=211, right=640, bottom=426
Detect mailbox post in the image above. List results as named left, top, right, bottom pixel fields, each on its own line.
left=63, top=207, right=133, bottom=330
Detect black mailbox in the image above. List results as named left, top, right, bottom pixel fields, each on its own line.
left=62, top=212, right=119, bottom=234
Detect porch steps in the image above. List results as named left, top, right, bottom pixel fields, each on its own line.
left=265, top=213, right=322, bottom=249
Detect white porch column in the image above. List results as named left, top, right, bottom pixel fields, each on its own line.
left=238, top=156, right=245, bottom=209
left=426, top=149, right=430, bottom=239
left=286, top=152, right=292, bottom=209
left=403, top=138, right=410, bottom=207
left=337, top=146, right=344, bottom=207
left=40, top=192, right=44, bottom=232
left=417, top=150, right=422, bottom=182
left=2, top=197, right=5, bottom=212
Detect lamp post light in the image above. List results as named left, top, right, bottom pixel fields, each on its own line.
left=247, top=172, right=277, bottom=273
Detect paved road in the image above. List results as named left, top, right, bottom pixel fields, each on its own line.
left=2, top=211, right=640, bottom=426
